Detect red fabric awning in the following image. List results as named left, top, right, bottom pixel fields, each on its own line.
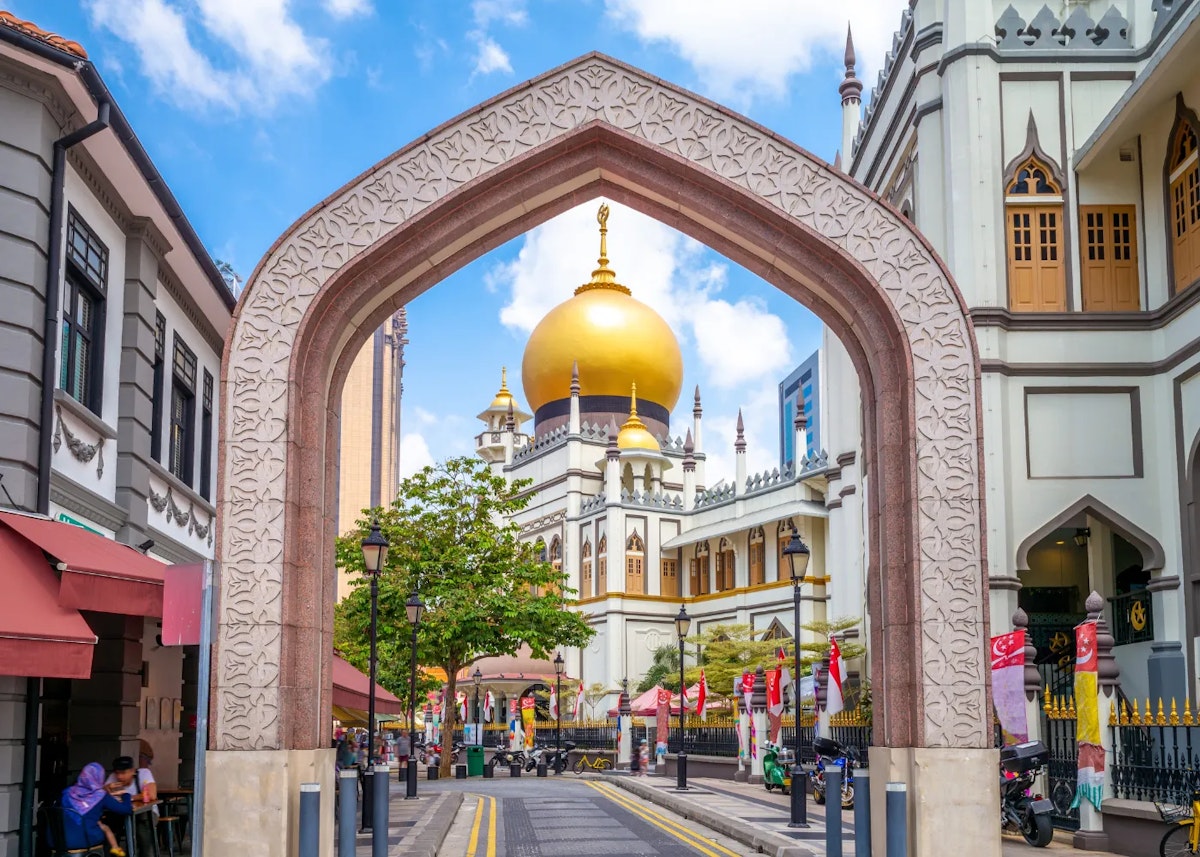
left=0, top=526, right=96, bottom=679
left=333, top=654, right=403, bottom=714
left=0, top=511, right=166, bottom=617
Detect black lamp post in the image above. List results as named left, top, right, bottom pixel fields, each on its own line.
left=405, top=590, right=425, bottom=799
left=674, top=604, right=691, bottom=790
left=553, top=652, right=564, bottom=772
left=360, top=520, right=389, bottom=829
left=473, top=668, right=483, bottom=746
left=782, top=525, right=811, bottom=828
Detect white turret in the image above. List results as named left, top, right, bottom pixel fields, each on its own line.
left=734, top=409, right=747, bottom=492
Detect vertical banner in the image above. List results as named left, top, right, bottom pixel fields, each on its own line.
left=656, top=686, right=670, bottom=763
left=766, top=668, right=783, bottom=743
left=1072, top=621, right=1104, bottom=810
left=521, top=696, right=536, bottom=749
left=509, top=698, right=519, bottom=747
left=990, top=630, right=1029, bottom=744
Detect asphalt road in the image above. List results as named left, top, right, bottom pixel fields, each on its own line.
left=435, top=777, right=760, bottom=857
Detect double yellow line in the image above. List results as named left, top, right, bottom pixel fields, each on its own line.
left=585, top=780, right=743, bottom=857
left=465, top=794, right=497, bottom=857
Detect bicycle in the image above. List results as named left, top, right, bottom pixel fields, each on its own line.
left=1159, top=790, right=1200, bottom=856
left=572, top=753, right=613, bottom=774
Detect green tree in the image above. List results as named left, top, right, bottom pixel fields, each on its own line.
left=636, top=644, right=680, bottom=693
left=334, top=457, right=595, bottom=774
left=582, top=682, right=609, bottom=720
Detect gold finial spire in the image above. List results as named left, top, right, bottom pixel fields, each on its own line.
left=630, top=382, right=638, bottom=417
left=616, top=381, right=660, bottom=452
left=500, top=367, right=509, bottom=392
left=576, top=202, right=631, bottom=296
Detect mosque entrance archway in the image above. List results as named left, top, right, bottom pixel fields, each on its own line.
left=213, top=54, right=992, bottom=855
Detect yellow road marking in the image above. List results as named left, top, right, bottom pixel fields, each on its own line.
left=487, top=794, right=497, bottom=857
left=585, top=781, right=743, bottom=857
left=465, top=795, right=485, bottom=857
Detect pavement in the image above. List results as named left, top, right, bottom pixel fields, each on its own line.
left=347, top=767, right=1128, bottom=856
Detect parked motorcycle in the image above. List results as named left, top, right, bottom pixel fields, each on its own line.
left=489, top=743, right=526, bottom=772
left=524, top=745, right=547, bottom=772
left=542, top=741, right=576, bottom=775
left=762, top=741, right=794, bottom=795
left=999, top=741, right=1054, bottom=847
left=810, top=736, right=857, bottom=809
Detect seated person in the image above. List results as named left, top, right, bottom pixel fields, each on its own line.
left=61, top=762, right=131, bottom=856
left=105, top=755, right=157, bottom=854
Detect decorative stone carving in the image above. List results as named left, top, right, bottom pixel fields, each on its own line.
left=149, top=483, right=214, bottom=546
left=995, top=3, right=1129, bottom=50
left=220, top=55, right=987, bottom=752
left=52, top=405, right=105, bottom=478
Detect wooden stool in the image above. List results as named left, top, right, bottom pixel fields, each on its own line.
left=156, top=817, right=181, bottom=857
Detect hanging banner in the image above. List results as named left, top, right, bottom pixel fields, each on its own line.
left=990, top=630, right=1029, bottom=745
left=509, top=698, right=519, bottom=746
left=656, top=686, right=670, bottom=762
left=521, top=696, right=536, bottom=749
left=1071, top=621, right=1104, bottom=811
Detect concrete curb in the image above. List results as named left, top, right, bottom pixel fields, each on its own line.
left=606, top=776, right=818, bottom=857
left=393, top=791, right=463, bottom=856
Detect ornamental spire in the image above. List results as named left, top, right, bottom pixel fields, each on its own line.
left=576, top=202, right=631, bottom=295
left=840, top=24, right=863, bottom=103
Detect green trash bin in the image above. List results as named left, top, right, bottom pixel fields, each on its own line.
left=467, top=745, right=486, bottom=777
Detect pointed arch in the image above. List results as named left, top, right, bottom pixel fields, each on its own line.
left=1004, top=116, right=1067, bottom=311
left=625, top=529, right=645, bottom=594
left=1167, top=94, right=1200, bottom=293
left=716, top=536, right=736, bottom=591
left=1015, top=494, right=1166, bottom=573
left=761, top=617, right=792, bottom=641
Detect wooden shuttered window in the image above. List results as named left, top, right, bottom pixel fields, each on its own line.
left=688, top=558, right=699, bottom=596
left=1080, top=205, right=1139, bottom=311
left=749, top=529, right=765, bottom=586
left=597, top=536, right=607, bottom=596
left=1006, top=155, right=1066, bottom=311
left=581, top=560, right=593, bottom=598
left=625, top=555, right=644, bottom=594
left=1170, top=121, right=1200, bottom=293
left=661, top=558, right=679, bottom=597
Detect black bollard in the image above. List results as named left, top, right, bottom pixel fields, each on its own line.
left=854, top=769, right=871, bottom=857
left=337, top=770, right=357, bottom=857
left=456, top=764, right=467, bottom=779
left=482, top=763, right=494, bottom=779
left=825, top=768, right=843, bottom=857
left=360, top=769, right=374, bottom=831
left=789, top=762, right=808, bottom=827
left=427, top=765, right=439, bottom=780
left=536, top=761, right=547, bottom=777
left=509, top=763, right=521, bottom=777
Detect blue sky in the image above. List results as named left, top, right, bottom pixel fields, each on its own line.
left=20, top=0, right=909, bottom=485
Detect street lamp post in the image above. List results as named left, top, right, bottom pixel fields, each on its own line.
left=405, top=591, right=425, bottom=800
left=553, top=652, right=564, bottom=773
left=674, top=604, right=691, bottom=790
left=473, top=668, right=483, bottom=746
left=360, top=520, right=390, bottom=830
left=782, top=526, right=812, bottom=828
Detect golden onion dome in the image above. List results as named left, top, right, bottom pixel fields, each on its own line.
left=521, top=204, right=683, bottom=415
left=617, top=384, right=661, bottom=452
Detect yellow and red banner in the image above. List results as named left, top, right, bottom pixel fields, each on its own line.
left=521, top=696, right=536, bottom=749
left=1072, top=621, right=1105, bottom=810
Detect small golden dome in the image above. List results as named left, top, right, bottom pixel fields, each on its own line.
left=490, top=367, right=515, bottom=409
left=521, top=205, right=683, bottom=415
left=617, top=384, right=661, bottom=452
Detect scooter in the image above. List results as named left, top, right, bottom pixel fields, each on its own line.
left=762, top=742, right=794, bottom=795
left=999, top=741, right=1054, bottom=847
left=543, top=741, right=576, bottom=775
left=810, top=736, right=857, bottom=809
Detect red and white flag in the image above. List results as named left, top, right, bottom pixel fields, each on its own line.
left=680, top=678, right=689, bottom=713
left=483, top=690, right=495, bottom=722
left=549, top=686, right=558, bottom=719
left=767, top=668, right=784, bottom=716
left=573, top=682, right=584, bottom=720
left=457, top=691, right=467, bottom=722
left=697, top=670, right=709, bottom=721
left=825, top=636, right=846, bottom=717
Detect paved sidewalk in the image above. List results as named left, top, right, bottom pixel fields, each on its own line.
left=606, top=774, right=1124, bottom=857
left=349, top=779, right=462, bottom=856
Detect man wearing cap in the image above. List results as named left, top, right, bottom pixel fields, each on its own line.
left=106, top=748, right=157, bottom=854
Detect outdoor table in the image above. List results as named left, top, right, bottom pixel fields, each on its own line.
left=123, top=799, right=161, bottom=857
left=157, top=789, right=193, bottom=843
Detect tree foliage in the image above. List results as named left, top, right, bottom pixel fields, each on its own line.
left=636, top=645, right=680, bottom=693
left=334, top=457, right=595, bottom=773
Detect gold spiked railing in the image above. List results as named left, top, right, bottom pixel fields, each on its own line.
left=1110, top=694, right=1200, bottom=805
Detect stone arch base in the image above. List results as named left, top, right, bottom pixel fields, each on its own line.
left=208, top=54, right=997, bottom=857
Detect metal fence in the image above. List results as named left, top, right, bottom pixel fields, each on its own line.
left=661, top=711, right=871, bottom=763
left=1111, top=697, right=1200, bottom=805
left=1042, top=691, right=1080, bottom=831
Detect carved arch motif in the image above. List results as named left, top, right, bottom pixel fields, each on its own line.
left=1014, top=494, right=1167, bottom=573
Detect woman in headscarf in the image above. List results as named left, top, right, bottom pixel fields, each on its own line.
left=60, top=761, right=133, bottom=855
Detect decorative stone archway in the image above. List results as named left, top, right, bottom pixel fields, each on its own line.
left=212, top=54, right=993, bottom=855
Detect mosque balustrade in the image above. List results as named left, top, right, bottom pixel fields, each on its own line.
left=694, top=483, right=737, bottom=509
left=852, top=5, right=915, bottom=156
left=742, top=463, right=797, bottom=497
left=619, top=488, right=684, bottom=510
left=579, top=494, right=607, bottom=516
left=797, top=450, right=829, bottom=475
left=512, top=425, right=570, bottom=461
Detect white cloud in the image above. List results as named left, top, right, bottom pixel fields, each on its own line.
left=691, top=297, right=792, bottom=389
left=471, top=0, right=527, bottom=28
left=399, top=432, right=435, bottom=477
left=85, top=0, right=331, bottom=112
left=469, top=32, right=513, bottom=76
left=323, top=0, right=372, bottom=18
left=605, top=0, right=910, bottom=102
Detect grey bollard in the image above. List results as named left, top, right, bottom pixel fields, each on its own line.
left=825, top=768, right=843, bottom=857
left=373, top=765, right=389, bottom=857
left=854, top=768, right=871, bottom=857
left=338, top=770, right=357, bottom=857
left=886, top=782, right=907, bottom=857
left=298, top=783, right=320, bottom=857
